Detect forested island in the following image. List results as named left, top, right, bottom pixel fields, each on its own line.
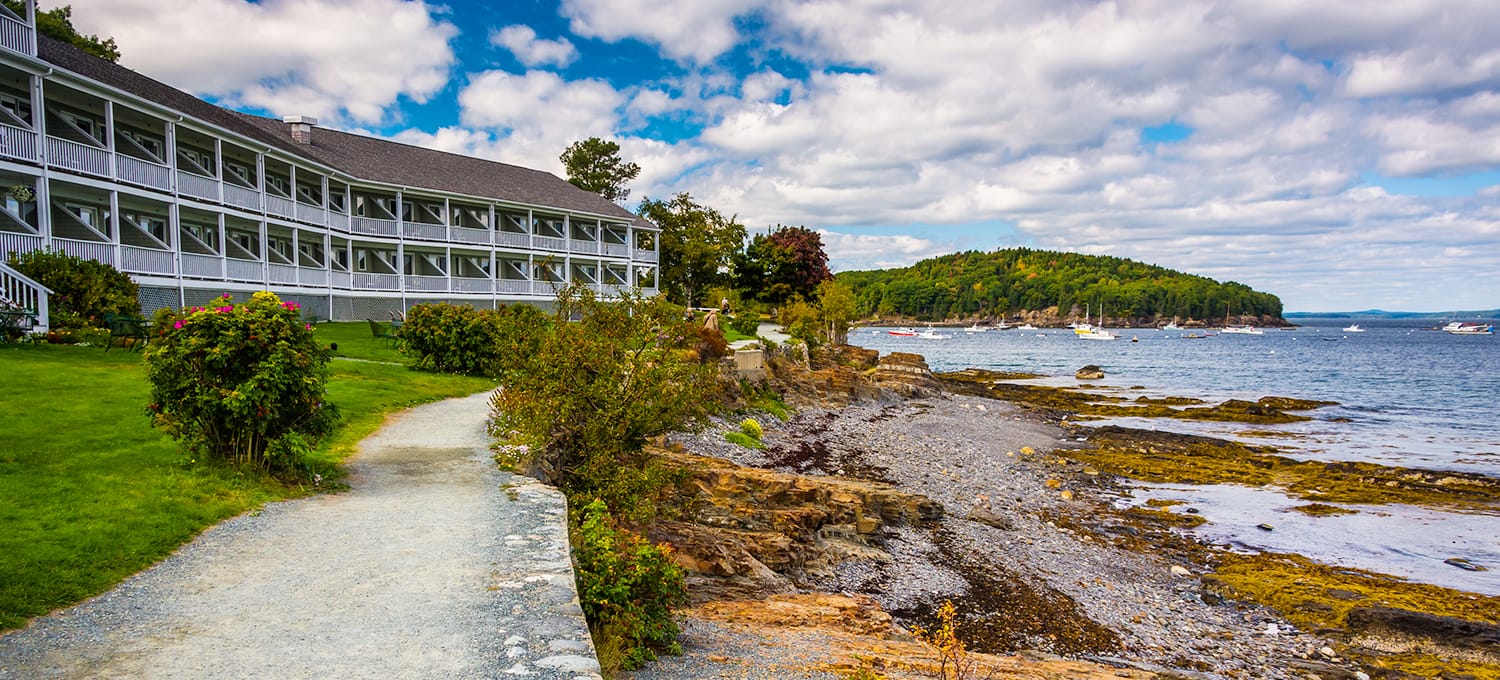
left=836, top=248, right=1285, bottom=325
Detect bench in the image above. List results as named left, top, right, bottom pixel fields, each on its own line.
left=103, top=313, right=151, bottom=352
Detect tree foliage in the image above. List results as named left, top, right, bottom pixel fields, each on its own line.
left=638, top=192, right=746, bottom=308
left=6, top=248, right=138, bottom=331
left=399, top=302, right=549, bottom=377
left=837, top=248, right=1283, bottom=322
left=1, top=2, right=119, bottom=62
left=560, top=137, right=641, bottom=202
left=732, top=225, right=832, bottom=307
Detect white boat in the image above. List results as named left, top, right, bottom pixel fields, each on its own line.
left=1342, top=323, right=1365, bottom=333
left=964, top=322, right=992, bottom=333
left=888, top=327, right=917, bottom=337
left=1222, top=325, right=1264, bottom=335
left=1073, top=303, right=1095, bottom=335
left=1162, top=321, right=1181, bottom=331
left=1443, top=322, right=1494, bottom=335
left=1016, top=323, right=1037, bottom=330
left=1078, top=328, right=1118, bottom=341
left=916, top=326, right=949, bottom=340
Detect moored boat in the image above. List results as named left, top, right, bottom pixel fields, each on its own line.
left=1443, top=322, right=1494, bottom=335
left=888, top=327, right=917, bottom=337
left=1342, top=324, right=1365, bottom=332
left=1222, top=325, right=1264, bottom=335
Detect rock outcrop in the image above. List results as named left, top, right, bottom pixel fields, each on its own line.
left=871, top=352, right=943, bottom=396
left=1075, top=365, right=1105, bottom=380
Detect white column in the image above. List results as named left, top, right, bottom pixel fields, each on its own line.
left=107, top=190, right=120, bottom=268
left=217, top=212, right=226, bottom=280
left=213, top=138, right=223, bottom=202
left=258, top=218, right=268, bottom=285
left=102, top=101, right=115, bottom=179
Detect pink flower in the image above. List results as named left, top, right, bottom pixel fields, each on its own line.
left=173, top=320, right=184, bottom=329
left=305, top=323, right=313, bottom=330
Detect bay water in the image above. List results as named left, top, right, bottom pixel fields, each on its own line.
left=856, top=317, right=1499, bottom=594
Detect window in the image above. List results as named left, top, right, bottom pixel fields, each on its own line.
left=178, top=147, right=213, bottom=174
left=183, top=223, right=216, bottom=247
left=0, top=92, right=30, bottom=126
left=64, top=113, right=101, bottom=143
left=266, top=174, right=289, bottom=196
left=231, top=231, right=255, bottom=252
left=356, top=250, right=367, bottom=271
left=63, top=202, right=98, bottom=227
left=133, top=214, right=167, bottom=242
left=225, top=161, right=254, bottom=186
left=119, top=128, right=163, bottom=161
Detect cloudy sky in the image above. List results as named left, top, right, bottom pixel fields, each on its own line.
left=67, top=0, right=1500, bottom=311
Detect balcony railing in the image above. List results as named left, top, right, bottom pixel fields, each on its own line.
left=117, top=155, right=172, bottom=191
left=351, top=216, right=398, bottom=237
left=225, top=258, right=262, bottom=281
left=299, top=267, right=328, bottom=287
left=46, top=137, right=110, bottom=177
left=531, top=280, right=561, bottom=296
left=568, top=239, right=599, bottom=254
left=353, top=272, right=400, bottom=290
left=534, top=235, right=566, bottom=252
left=264, top=194, right=295, bottom=220
left=451, top=226, right=491, bottom=245
left=119, top=245, right=174, bottom=275
left=403, top=222, right=447, bottom=241
left=181, top=253, right=222, bottom=278
left=328, top=212, right=351, bottom=231
left=405, top=274, right=448, bottom=292
left=177, top=171, right=219, bottom=201
left=634, top=249, right=658, bottom=263
left=452, top=277, right=493, bottom=293
left=267, top=263, right=298, bottom=284
left=223, top=184, right=260, bottom=211
left=330, top=270, right=352, bottom=289
left=495, top=231, right=529, bottom=248
left=0, top=231, right=43, bottom=259
left=53, top=237, right=113, bottom=265
left=0, top=13, right=34, bottom=56
left=496, top=278, right=530, bottom=295
left=0, top=123, right=38, bottom=162
left=602, top=243, right=629, bottom=258
left=294, top=202, right=325, bottom=225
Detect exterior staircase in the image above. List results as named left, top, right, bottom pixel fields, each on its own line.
left=0, top=260, right=50, bottom=334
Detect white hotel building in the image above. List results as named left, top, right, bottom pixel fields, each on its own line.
left=0, top=2, right=658, bottom=322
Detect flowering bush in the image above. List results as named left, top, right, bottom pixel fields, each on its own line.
left=143, top=292, right=338, bottom=473
left=6, top=248, right=139, bottom=331
left=573, top=499, right=685, bottom=673
left=400, top=302, right=550, bottom=377
left=739, top=417, right=763, bottom=439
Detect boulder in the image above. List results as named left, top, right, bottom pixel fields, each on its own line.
left=872, top=352, right=943, bottom=396
left=1075, top=365, right=1105, bottom=380
left=1346, top=606, right=1500, bottom=654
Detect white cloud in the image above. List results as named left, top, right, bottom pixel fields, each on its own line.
left=817, top=231, right=958, bottom=272
left=560, top=0, right=760, bottom=64
left=490, top=25, right=578, bottom=69
left=67, top=0, right=457, bottom=124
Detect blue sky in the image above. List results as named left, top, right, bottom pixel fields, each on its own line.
left=69, top=0, right=1500, bottom=312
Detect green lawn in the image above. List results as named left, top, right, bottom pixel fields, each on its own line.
left=0, top=338, right=494, bottom=631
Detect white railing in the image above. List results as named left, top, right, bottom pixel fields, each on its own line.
left=116, top=155, right=172, bottom=191
left=264, top=194, right=295, bottom=219
left=495, top=231, right=529, bottom=248
left=299, top=267, right=328, bottom=287
left=531, top=280, right=560, bottom=296
left=0, top=14, right=34, bottom=56
left=53, top=238, right=113, bottom=265
left=0, top=231, right=42, bottom=259
left=225, top=258, right=263, bottom=281
left=634, top=249, right=658, bottom=263
left=534, top=235, right=567, bottom=251
left=351, top=216, right=398, bottom=237
left=294, top=202, right=325, bottom=225
left=181, top=253, right=222, bottom=278
left=452, top=277, right=492, bottom=293
left=0, top=122, right=38, bottom=162
left=640, top=287, right=658, bottom=297
left=46, top=137, right=111, bottom=177
left=569, top=239, right=599, bottom=254
left=177, top=171, right=219, bottom=201
left=330, top=271, right=352, bottom=289
left=496, top=279, right=530, bottom=295
left=223, top=184, right=260, bottom=211
left=328, top=212, right=351, bottom=231
left=602, top=243, right=630, bottom=258
left=450, top=226, right=490, bottom=245
left=119, top=245, right=174, bottom=275
left=405, top=275, right=448, bottom=292
left=268, top=263, right=298, bottom=284
left=353, top=272, right=400, bottom=290
left=0, top=260, right=48, bottom=332
left=403, top=222, right=447, bottom=241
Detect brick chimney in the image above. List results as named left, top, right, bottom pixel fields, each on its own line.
left=282, top=115, right=317, bottom=144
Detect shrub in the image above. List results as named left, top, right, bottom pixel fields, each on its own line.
left=143, top=292, right=338, bottom=473
left=692, top=324, right=728, bottom=362
left=401, top=302, right=551, bottom=377
left=724, top=431, right=764, bottom=450
left=727, top=311, right=761, bottom=338
left=6, top=248, right=138, bottom=331
left=739, top=417, right=763, bottom=439
left=573, top=499, right=686, bottom=674
left=491, top=283, right=718, bottom=522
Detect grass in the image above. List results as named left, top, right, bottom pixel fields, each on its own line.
left=315, top=320, right=407, bottom=363
left=0, top=336, right=494, bottom=631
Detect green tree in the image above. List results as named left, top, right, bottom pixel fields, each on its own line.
left=638, top=192, right=746, bottom=308
left=815, top=279, right=857, bottom=345
left=6, top=248, right=138, bottom=331
left=0, top=2, right=119, bottom=62
left=733, top=225, right=832, bottom=307
left=560, top=137, right=641, bottom=202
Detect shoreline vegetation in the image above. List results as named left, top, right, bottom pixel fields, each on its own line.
left=633, top=343, right=1499, bottom=680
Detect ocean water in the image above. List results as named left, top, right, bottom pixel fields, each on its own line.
left=856, top=318, right=1500, bottom=593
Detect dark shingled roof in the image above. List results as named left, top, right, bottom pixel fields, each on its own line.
left=36, top=36, right=649, bottom=228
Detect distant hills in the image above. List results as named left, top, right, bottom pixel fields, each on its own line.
left=1285, top=309, right=1500, bottom=319
left=836, top=248, right=1283, bottom=322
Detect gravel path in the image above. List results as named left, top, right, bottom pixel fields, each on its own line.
left=0, top=391, right=600, bottom=680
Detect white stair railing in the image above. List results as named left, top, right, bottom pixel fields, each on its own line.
left=0, top=260, right=50, bottom=334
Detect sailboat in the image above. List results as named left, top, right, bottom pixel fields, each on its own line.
left=1221, top=302, right=1263, bottom=335
left=1078, top=302, right=1118, bottom=340
left=1072, top=303, right=1096, bottom=335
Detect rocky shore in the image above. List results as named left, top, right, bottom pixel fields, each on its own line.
left=627, top=348, right=1498, bottom=680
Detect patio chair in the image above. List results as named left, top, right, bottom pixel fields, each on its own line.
left=103, top=313, right=150, bottom=352
left=367, top=319, right=398, bottom=347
